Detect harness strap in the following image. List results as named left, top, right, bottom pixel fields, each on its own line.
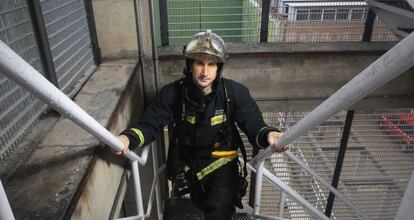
left=178, top=79, right=249, bottom=180
left=224, top=80, right=248, bottom=179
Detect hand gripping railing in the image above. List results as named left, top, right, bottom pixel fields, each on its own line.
left=0, top=40, right=164, bottom=219
left=116, top=142, right=165, bottom=220
left=249, top=31, right=414, bottom=220
left=0, top=40, right=141, bottom=163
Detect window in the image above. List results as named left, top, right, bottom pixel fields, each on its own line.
left=296, top=9, right=309, bottom=20
left=309, top=9, right=322, bottom=20
left=294, top=7, right=364, bottom=21
left=351, top=8, right=365, bottom=20
left=337, top=8, right=350, bottom=20
left=322, top=9, right=335, bottom=20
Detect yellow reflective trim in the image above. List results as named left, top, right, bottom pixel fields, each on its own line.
left=131, top=128, right=145, bottom=147
left=184, top=115, right=196, bottom=124
left=196, top=158, right=232, bottom=180
left=211, top=150, right=238, bottom=160
left=211, top=114, right=226, bottom=126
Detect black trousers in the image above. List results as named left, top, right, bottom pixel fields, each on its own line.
left=190, top=160, right=240, bottom=220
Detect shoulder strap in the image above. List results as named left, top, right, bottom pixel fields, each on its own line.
left=223, top=79, right=248, bottom=178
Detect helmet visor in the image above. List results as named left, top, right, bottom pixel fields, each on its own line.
left=185, top=30, right=227, bottom=63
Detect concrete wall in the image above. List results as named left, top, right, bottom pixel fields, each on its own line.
left=70, top=60, right=145, bottom=220
left=92, top=0, right=138, bottom=60
left=158, top=42, right=414, bottom=112
left=4, top=60, right=142, bottom=220
left=92, top=0, right=158, bottom=102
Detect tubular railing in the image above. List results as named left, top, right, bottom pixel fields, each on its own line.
left=248, top=31, right=414, bottom=219
left=0, top=179, right=14, bottom=220
left=115, top=142, right=165, bottom=220
left=0, top=39, right=165, bottom=220
left=1, top=21, right=413, bottom=220
left=115, top=145, right=166, bottom=220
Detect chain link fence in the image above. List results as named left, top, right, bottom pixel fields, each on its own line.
left=240, top=108, right=414, bottom=219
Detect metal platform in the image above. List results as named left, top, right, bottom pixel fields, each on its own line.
left=163, top=198, right=251, bottom=220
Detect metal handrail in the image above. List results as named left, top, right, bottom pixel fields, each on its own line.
left=248, top=31, right=414, bottom=219
left=247, top=156, right=367, bottom=219
left=0, top=179, right=14, bottom=220
left=0, top=39, right=165, bottom=219
left=285, top=151, right=363, bottom=217
left=251, top=30, right=414, bottom=168
left=146, top=164, right=166, bottom=217
left=0, top=40, right=142, bottom=163
left=248, top=163, right=331, bottom=220
left=1, top=16, right=413, bottom=220
left=115, top=143, right=166, bottom=220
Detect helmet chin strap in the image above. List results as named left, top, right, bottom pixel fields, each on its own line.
left=183, top=58, right=193, bottom=78
left=217, top=63, right=224, bottom=79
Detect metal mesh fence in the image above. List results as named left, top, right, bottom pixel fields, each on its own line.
left=162, top=0, right=399, bottom=44
left=166, top=0, right=262, bottom=45
left=0, top=0, right=97, bottom=162
left=40, top=0, right=95, bottom=94
left=0, top=0, right=46, bottom=161
left=371, top=17, right=399, bottom=41
left=240, top=108, right=414, bottom=219
left=267, top=0, right=398, bottom=42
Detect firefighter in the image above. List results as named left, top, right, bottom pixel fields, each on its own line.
left=116, top=30, right=288, bottom=220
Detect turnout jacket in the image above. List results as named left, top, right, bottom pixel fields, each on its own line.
left=121, top=77, right=278, bottom=178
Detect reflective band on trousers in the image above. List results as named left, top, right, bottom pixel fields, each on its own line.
left=131, top=128, right=145, bottom=147
left=196, top=157, right=232, bottom=180
left=211, top=150, right=238, bottom=160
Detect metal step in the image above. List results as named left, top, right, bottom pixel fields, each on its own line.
left=163, top=198, right=251, bottom=220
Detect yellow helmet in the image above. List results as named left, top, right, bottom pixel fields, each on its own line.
left=184, top=30, right=228, bottom=63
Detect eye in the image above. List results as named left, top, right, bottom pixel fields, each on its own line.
left=194, top=60, right=203, bottom=66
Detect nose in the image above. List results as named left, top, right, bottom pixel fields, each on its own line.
left=201, top=64, right=208, bottom=75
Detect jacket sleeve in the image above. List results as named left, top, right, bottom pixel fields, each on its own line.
left=231, top=82, right=279, bottom=148
left=120, top=82, right=178, bottom=149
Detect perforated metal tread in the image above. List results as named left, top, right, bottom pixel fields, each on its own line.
left=163, top=198, right=251, bottom=220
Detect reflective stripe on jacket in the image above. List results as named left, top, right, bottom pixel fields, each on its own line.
left=121, top=78, right=278, bottom=177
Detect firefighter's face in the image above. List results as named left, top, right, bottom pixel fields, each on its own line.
left=191, top=56, right=218, bottom=93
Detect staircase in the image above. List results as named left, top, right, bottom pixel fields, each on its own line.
left=163, top=198, right=252, bottom=220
